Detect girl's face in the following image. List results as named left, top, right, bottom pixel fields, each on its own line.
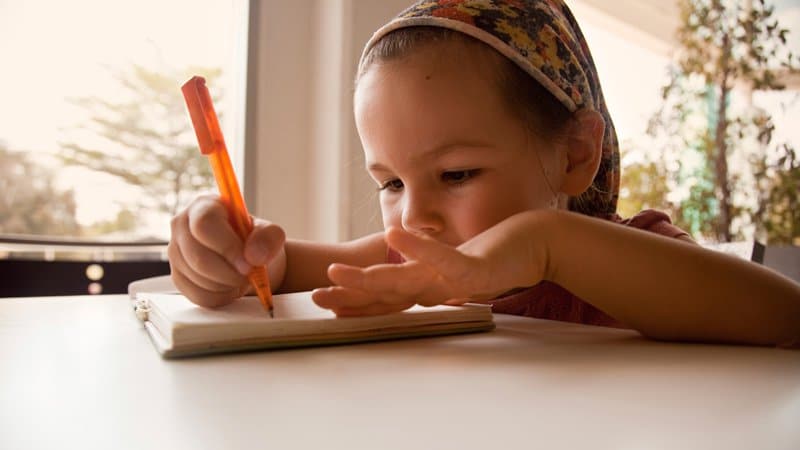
left=354, top=43, right=565, bottom=247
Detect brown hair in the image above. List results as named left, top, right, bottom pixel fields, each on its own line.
left=357, top=26, right=573, bottom=141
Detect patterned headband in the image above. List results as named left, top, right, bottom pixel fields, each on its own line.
left=360, top=0, right=619, bottom=217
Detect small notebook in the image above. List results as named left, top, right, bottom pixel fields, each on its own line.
left=133, top=291, right=495, bottom=358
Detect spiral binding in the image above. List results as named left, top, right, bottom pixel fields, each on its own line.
left=133, top=298, right=151, bottom=322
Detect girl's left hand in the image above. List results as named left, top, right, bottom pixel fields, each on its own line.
left=311, top=211, right=550, bottom=316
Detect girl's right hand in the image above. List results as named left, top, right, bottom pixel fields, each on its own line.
left=167, top=195, right=287, bottom=308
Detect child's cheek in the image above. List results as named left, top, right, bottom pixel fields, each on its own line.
left=379, top=197, right=402, bottom=230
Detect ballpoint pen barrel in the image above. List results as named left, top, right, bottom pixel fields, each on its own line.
left=208, top=151, right=252, bottom=240
left=208, top=151, right=273, bottom=316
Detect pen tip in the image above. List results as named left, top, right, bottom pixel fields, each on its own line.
left=269, top=307, right=274, bottom=318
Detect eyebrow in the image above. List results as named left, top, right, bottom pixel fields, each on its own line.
left=366, top=141, right=494, bottom=172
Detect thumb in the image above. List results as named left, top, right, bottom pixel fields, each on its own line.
left=243, top=219, right=286, bottom=267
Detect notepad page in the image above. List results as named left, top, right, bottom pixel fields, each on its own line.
left=152, top=291, right=335, bottom=324
left=140, top=292, right=493, bottom=347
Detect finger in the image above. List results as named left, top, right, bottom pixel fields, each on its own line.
left=312, top=285, right=422, bottom=312
left=186, top=197, right=250, bottom=274
left=443, top=298, right=473, bottom=306
left=385, top=227, right=477, bottom=282
left=170, top=265, right=243, bottom=308
left=326, top=264, right=461, bottom=308
left=311, top=286, right=378, bottom=309
left=408, top=286, right=461, bottom=307
left=332, top=302, right=414, bottom=317
left=327, top=262, right=435, bottom=297
left=243, top=219, right=286, bottom=267
left=170, top=211, right=244, bottom=287
left=167, top=237, right=244, bottom=294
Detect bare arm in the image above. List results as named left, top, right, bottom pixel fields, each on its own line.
left=316, top=209, right=800, bottom=346
left=543, top=210, right=800, bottom=346
left=278, top=232, right=387, bottom=293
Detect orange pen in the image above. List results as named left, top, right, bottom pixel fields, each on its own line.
left=181, top=76, right=274, bottom=317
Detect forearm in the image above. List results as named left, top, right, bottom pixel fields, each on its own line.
left=537, top=210, right=800, bottom=346
left=279, top=232, right=387, bottom=293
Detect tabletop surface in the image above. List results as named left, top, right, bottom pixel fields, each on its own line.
left=1, top=294, right=798, bottom=450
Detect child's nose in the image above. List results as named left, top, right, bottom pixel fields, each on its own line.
left=401, top=190, right=444, bottom=235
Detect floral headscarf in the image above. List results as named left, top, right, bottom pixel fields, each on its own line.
left=360, top=0, right=619, bottom=217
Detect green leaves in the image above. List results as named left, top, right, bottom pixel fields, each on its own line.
left=636, top=0, right=799, bottom=243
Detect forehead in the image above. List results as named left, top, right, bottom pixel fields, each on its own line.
left=354, top=42, right=522, bottom=163
left=355, top=39, right=504, bottom=112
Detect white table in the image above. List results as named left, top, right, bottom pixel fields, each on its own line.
left=1, top=295, right=798, bottom=450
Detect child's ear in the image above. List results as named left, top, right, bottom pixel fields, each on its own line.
left=559, top=108, right=604, bottom=196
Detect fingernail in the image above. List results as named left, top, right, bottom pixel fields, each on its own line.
left=245, top=242, right=268, bottom=266
left=234, top=257, right=252, bottom=276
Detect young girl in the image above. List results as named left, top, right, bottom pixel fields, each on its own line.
left=168, top=0, right=800, bottom=347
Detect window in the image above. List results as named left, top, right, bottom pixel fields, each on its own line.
left=572, top=0, right=799, bottom=241
left=0, top=0, right=246, bottom=242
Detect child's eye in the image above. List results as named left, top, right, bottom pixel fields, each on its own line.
left=442, top=169, right=480, bottom=185
left=378, top=178, right=404, bottom=192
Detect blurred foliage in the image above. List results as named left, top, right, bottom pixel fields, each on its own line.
left=0, top=144, right=80, bottom=236
left=59, top=65, right=219, bottom=218
left=626, top=0, right=800, bottom=243
left=81, top=209, right=138, bottom=238
left=753, top=138, right=800, bottom=244
left=616, top=157, right=671, bottom=220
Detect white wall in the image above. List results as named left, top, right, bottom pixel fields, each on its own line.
left=244, top=0, right=409, bottom=243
